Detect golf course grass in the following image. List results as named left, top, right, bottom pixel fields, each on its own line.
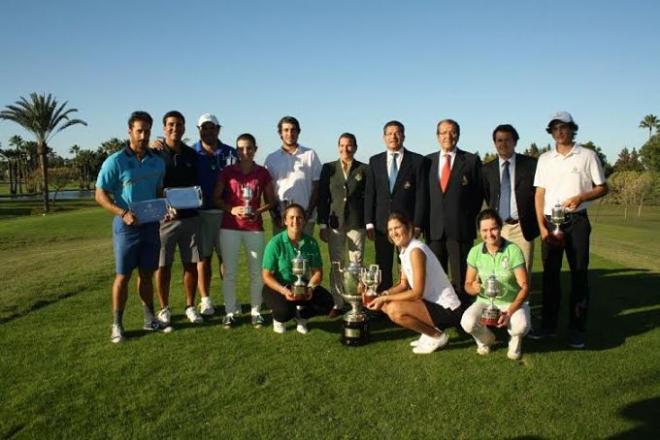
left=0, top=202, right=658, bottom=438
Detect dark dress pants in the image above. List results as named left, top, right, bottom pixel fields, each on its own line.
left=541, top=212, right=591, bottom=332
left=428, top=236, right=473, bottom=308
left=374, top=230, right=396, bottom=291
left=263, top=285, right=334, bottom=323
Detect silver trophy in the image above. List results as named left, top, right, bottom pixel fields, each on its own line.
left=164, top=186, right=203, bottom=210
left=360, top=264, right=382, bottom=306
left=480, top=274, right=503, bottom=327
left=291, top=250, right=308, bottom=298
left=333, top=261, right=369, bottom=346
left=241, top=185, right=254, bottom=216
left=549, top=202, right=567, bottom=245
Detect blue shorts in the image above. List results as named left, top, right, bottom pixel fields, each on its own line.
left=112, top=216, right=160, bottom=275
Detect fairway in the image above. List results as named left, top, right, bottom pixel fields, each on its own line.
left=1, top=204, right=659, bottom=438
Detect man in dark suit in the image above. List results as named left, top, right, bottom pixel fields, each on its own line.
left=318, top=133, right=368, bottom=316
left=365, top=120, right=427, bottom=291
left=482, top=124, right=539, bottom=274
left=426, top=119, right=483, bottom=307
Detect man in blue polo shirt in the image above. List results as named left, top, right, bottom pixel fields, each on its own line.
left=95, top=111, right=166, bottom=343
left=192, top=113, right=237, bottom=316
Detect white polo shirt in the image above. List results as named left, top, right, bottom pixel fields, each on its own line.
left=399, top=239, right=461, bottom=311
left=533, top=144, right=606, bottom=215
left=264, top=144, right=322, bottom=211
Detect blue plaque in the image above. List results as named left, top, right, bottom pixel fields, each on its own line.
left=164, top=186, right=203, bottom=209
left=129, top=198, right=168, bottom=224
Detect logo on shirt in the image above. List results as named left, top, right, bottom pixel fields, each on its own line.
left=501, top=257, right=509, bottom=270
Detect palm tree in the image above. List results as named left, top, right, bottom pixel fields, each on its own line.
left=0, top=93, right=87, bottom=212
left=639, top=114, right=660, bottom=140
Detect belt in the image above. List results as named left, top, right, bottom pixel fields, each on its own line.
left=544, top=211, right=587, bottom=222
left=504, top=218, right=519, bottom=225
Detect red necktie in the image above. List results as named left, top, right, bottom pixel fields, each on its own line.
left=440, top=154, right=451, bottom=192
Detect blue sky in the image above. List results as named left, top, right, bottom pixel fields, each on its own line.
left=1, top=0, right=659, bottom=165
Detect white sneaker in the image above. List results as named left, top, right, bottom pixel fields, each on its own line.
left=476, top=345, right=491, bottom=356
left=296, top=318, right=309, bottom=335
left=111, top=324, right=125, bottom=344
left=222, top=313, right=236, bottom=329
left=157, top=307, right=171, bottom=326
left=412, top=332, right=449, bottom=354
left=507, top=335, right=522, bottom=360
left=185, top=306, right=203, bottom=324
left=273, top=320, right=286, bottom=334
left=199, top=297, right=215, bottom=316
left=409, top=336, right=423, bottom=347
left=251, top=314, right=265, bottom=328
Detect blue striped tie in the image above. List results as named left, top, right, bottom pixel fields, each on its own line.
left=499, top=160, right=511, bottom=220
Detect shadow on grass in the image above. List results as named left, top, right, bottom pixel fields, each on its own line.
left=608, top=396, right=660, bottom=439
left=525, top=268, right=660, bottom=353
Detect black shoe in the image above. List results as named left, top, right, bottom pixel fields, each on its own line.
left=527, top=327, right=557, bottom=340
left=568, top=331, right=585, bottom=349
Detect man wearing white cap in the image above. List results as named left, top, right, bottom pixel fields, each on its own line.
left=193, top=113, right=238, bottom=319
left=530, top=111, right=608, bottom=348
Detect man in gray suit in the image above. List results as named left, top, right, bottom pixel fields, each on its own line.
left=318, top=133, right=368, bottom=317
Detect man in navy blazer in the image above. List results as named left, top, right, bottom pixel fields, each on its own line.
left=482, top=124, right=539, bottom=274
left=426, top=119, right=483, bottom=307
left=365, top=120, right=427, bottom=291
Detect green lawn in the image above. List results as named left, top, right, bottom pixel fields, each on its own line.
left=0, top=203, right=659, bottom=438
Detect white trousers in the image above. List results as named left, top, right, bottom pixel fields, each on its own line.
left=460, top=301, right=531, bottom=348
left=219, top=229, right=264, bottom=315
left=327, top=228, right=366, bottom=307
left=501, top=222, right=534, bottom=275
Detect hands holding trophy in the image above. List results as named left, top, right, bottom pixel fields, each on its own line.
left=361, top=264, right=382, bottom=306
left=480, top=274, right=503, bottom=327
left=291, top=250, right=309, bottom=299
left=547, top=201, right=567, bottom=247
left=240, top=184, right=254, bottom=218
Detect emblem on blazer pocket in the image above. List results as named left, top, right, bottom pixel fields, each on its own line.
left=461, top=175, right=469, bottom=186
left=355, top=172, right=362, bottom=181
left=404, top=181, right=412, bottom=189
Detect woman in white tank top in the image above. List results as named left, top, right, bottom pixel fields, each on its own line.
left=365, top=212, right=463, bottom=354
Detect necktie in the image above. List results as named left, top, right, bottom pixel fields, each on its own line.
left=499, top=160, right=511, bottom=220
left=389, top=153, right=398, bottom=192
left=440, top=154, right=451, bottom=192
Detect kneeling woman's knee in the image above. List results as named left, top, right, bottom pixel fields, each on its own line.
left=382, top=302, right=403, bottom=322
left=460, top=312, right=478, bottom=334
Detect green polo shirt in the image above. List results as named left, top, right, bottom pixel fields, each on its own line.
left=466, top=239, right=525, bottom=308
left=262, top=231, right=322, bottom=286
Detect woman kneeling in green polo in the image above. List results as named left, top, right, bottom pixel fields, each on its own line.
left=262, top=203, right=334, bottom=334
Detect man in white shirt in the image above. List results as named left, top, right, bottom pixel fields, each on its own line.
left=264, top=116, right=322, bottom=236
left=530, top=111, right=608, bottom=349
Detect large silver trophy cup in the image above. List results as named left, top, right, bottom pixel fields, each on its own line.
left=291, top=250, right=309, bottom=298
left=241, top=185, right=254, bottom=217
left=480, top=274, right=503, bottom=327
left=333, top=261, right=370, bottom=346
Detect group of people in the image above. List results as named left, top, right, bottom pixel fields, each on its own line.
left=95, top=110, right=607, bottom=358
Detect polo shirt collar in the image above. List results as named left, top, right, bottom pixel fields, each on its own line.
left=480, top=238, right=509, bottom=254
left=551, top=143, right=581, bottom=158
left=123, top=145, right=153, bottom=158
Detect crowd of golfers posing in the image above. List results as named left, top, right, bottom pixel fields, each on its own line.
left=95, top=110, right=607, bottom=358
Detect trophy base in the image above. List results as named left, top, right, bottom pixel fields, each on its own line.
left=480, top=309, right=501, bottom=327
left=341, top=314, right=369, bottom=346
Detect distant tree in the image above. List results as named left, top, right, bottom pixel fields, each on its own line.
left=70, top=145, right=106, bottom=189
left=581, top=141, right=613, bottom=177
left=49, top=167, right=75, bottom=203
left=639, top=133, right=660, bottom=173
left=608, top=171, right=656, bottom=219
left=523, top=142, right=540, bottom=158
left=614, top=147, right=644, bottom=172
left=639, top=114, right=659, bottom=140
left=100, top=138, right=126, bottom=155
left=0, top=93, right=87, bottom=212
left=483, top=152, right=497, bottom=163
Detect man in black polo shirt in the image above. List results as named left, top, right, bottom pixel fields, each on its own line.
left=154, top=111, right=204, bottom=326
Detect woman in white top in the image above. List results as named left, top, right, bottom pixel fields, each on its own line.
left=365, top=212, right=463, bottom=354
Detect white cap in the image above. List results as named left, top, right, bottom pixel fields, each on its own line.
left=547, top=111, right=575, bottom=126
left=197, top=113, right=220, bottom=127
